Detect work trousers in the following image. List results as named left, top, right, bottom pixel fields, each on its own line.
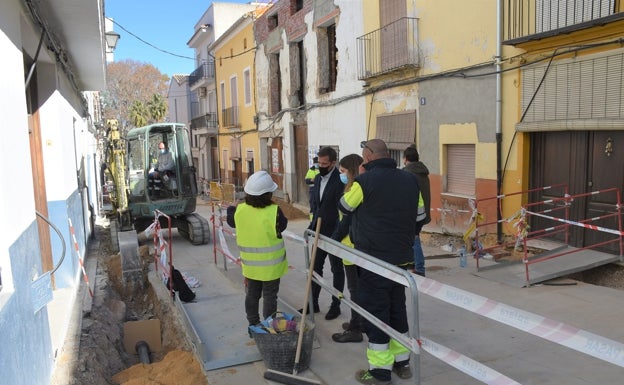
left=345, top=264, right=363, bottom=331
left=357, top=268, right=409, bottom=343
left=245, top=278, right=280, bottom=325
left=311, top=249, right=345, bottom=308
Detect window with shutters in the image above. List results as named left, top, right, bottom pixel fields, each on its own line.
left=243, top=68, right=251, bottom=106
left=520, top=50, right=624, bottom=126
left=376, top=111, right=416, bottom=150
left=446, top=144, right=475, bottom=196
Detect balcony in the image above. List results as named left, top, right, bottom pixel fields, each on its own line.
left=221, top=107, right=240, bottom=128
left=191, top=113, right=218, bottom=132
left=189, top=62, right=215, bottom=87
left=504, top=0, right=624, bottom=44
left=356, top=17, right=419, bottom=80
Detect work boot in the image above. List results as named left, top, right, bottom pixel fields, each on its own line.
left=325, top=303, right=341, bottom=320
left=354, top=369, right=391, bottom=385
left=392, top=362, right=413, bottom=379
left=297, top=303, right=320, bottom=314
left=332, top=329, right=363, bottom=343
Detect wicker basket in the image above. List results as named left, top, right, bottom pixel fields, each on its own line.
left=252, top=318, right=315, bottom=373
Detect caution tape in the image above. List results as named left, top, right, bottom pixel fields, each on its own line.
left=525, top=210, right=624, bottom=236
left=313, top=235, right=624, bottom=377
left=68, top=218, right=93, bottom=298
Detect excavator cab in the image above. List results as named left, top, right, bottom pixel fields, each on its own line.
left=103, top=121, right=210, bottom=246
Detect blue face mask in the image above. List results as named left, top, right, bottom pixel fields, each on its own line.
left=313, top=163, right=319, bottom=168
left=160, top=149, right=166, bottom=154
left=339, top=173, right=349, bottom=184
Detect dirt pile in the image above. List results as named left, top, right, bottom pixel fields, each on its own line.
left=112, top=350, right=207, bottom=385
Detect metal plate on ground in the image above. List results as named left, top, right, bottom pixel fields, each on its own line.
left=181, top=292, right=263, bottom=370
left=474, top=246, right=621, bottom=287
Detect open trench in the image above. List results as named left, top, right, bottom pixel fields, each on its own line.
left=56, top=224, right=208, bottom=385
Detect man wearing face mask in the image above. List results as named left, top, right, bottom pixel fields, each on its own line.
left=300, top=146, right=345, bottom=320
left=148, top=141, right=175, bottom=198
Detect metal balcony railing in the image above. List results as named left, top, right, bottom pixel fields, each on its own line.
left=221, top=106, right=240, bottom=128
left=189, top=62, right=215, bottom=87
left=356, top=17, right=419, bottom=80
left=504, top=0, right=622, bottom=43
left=190, top=113, right=218, bottom=130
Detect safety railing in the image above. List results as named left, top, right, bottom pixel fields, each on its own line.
left=282, top=228, right=525, bottom=385
left=151, top=209, right=174, bottom=298
left=210, top=202, right=240, bottom=270
left=471, top=183, right=570, bottom=270
left=521, top=187, right=624, bottom=285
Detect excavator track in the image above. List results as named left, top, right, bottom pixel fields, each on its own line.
left=178, top=213, right=211, bottom=245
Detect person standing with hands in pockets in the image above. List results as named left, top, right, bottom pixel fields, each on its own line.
left=226, top=171, right=288, bottom=334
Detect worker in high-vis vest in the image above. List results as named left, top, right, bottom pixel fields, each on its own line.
left=339, top=139, right=420, bottom=385
left=226, top=171, right=288, bottom=333
left=403, top=144, right=431, bottom=277
left=305, top=156, right=320, bottom=219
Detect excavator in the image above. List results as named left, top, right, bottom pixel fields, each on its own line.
left=101, top=119, right=211, bottom=252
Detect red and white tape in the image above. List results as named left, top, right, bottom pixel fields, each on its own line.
left=68, top=218, right=93, bottom=298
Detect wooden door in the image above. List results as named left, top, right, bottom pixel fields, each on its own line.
left=294, top=125, right=309, bottom=205
left=530, top=131, right=624, bottom=253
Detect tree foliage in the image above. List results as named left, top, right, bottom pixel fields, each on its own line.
left=103, top=59, right=169, bottom=134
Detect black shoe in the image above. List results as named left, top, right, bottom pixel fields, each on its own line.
left=332, top=329, right=363, bottom=343
left=298, top=304, right=320, bottom=314
left=392, top=363, right=413, bottom=379
left=325, top=304, right=341, bottom=320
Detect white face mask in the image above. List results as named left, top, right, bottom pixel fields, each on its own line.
left=160, top=149, right=166, bottom=154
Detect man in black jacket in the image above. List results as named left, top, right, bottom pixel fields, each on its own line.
left=403, top=145, right=431, bottom=276
left=304, top=146, right=345, bottom=320
left=339, top=139, right=419, bottom=384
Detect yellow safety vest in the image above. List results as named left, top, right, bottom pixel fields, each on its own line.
left=234, top=203, right=288, bottom=281
left=417, top=192, right=426, bottom=222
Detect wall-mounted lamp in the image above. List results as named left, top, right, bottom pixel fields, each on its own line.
left=200, top=24, right=212, bottom=32
left=105, top=31, right=121, bottom=53
left=605, top=137, right=613, bottom=157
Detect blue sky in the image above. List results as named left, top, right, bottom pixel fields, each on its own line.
left=105, top=0, right=252, bottom=77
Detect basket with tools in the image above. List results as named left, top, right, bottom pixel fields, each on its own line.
left=250, top=312, right=315, bottom=373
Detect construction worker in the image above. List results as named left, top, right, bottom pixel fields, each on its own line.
left=403, top=145, right=431, bottom=276
left=226, top=171, right=288, bottom=333
left=339, top=139, right=419, bottom=385
left=148, top=141, right=175, bottom=198
left=305, top=156, right=320, bottom=219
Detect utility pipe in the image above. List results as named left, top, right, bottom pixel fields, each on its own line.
left=496, top=0, right=504, bottom=243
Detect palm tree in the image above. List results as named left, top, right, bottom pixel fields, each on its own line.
left=147, top=94, right=167, bottom=123
left=129, top=100, right=148, bottom=128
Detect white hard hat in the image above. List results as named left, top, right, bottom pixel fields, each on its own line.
left=244, top=171, right=278, bottom=195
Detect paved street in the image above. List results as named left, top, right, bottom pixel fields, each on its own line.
left=161, top=201, right=624, bottom=385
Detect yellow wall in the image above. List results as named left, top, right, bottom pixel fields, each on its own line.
left=215, top=19, right=260, bottom=180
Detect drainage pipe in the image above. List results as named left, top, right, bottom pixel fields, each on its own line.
left=135, top=340, right=151, bottom=364
left=496, top=0, right=504, bottom=243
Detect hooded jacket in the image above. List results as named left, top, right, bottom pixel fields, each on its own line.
left=403, top=161, right=431, bottom=225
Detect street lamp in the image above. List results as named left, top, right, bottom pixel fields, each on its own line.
left=105, top=31, right=120, bottom=53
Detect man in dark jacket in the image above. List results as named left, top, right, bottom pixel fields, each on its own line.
left=403, top=145, right=431, bottom=276
left=305, top=146, right=345, bottom=320
left=339, top=139, right=419, bottom=384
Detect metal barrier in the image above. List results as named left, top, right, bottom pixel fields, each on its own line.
left=471, top=184, right=570, bottom=270
left=210, top=202, right=240, bottom=270
left=283, top=230, right=522, bottom=385
left=521, top=187, right=624, bottom=285
left=151, top=209, right=174, bottom=298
